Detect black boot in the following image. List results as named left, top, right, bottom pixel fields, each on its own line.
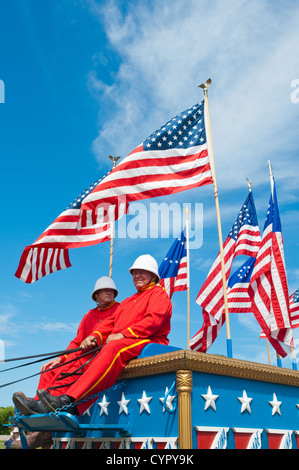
left=12, top=392, right=49, bottom=416
left=37, top=389, right=77, bottom=414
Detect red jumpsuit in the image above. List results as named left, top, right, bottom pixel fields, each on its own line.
left=39, top=284, right=172, bottom=414
left=36, top=300, right=119, bottom=395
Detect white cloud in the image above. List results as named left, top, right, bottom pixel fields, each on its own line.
left=0, top=304, right=19, bottom=335
left=86, top=0, right=299, bottom=191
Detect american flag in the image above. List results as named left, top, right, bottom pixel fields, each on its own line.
left=159, top=230, right=187, bottom=298
left=248, top=179, right=293, bottom=358
left=79, top=101, right=212, bottom=228
left=195, top=192, right=260, bottom=321
left=189, top=191, right=261, bottom=352
left=190, top=256, right=256, bottom=352
left=289, top=289, right=299, bottom=330
left=226, top=256, right=256, bottom=313
left=15, top=174, right=115, bottom=283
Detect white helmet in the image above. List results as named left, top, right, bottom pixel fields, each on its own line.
left=91, top=276, right=118, bottom=301
left=129, top=254, right=160, bottom=282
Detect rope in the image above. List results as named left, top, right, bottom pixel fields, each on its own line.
left=0, top=345, right=103, bottom=389
left=0, top=347, right=84, bottom=364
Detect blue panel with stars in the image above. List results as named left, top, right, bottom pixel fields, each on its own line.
left=11, top=345, right=299, bottom=449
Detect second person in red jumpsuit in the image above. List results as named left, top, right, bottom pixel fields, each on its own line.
left=13, top=255, right=172, bottom=417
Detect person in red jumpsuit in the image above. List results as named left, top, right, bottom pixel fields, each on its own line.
left=12, top=276, right=119, bottom=420
left=36, top=276, right=119, bottom=396
left=13, top=255, right=172, bottom=418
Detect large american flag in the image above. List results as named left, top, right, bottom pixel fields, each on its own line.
left=190, top=256, right=257, bottom=352
left=79, top=101, right=213, bottom=228
left=289, top=289, right=299, bottom=330
left=248, top=180, right=293, bottom=358
left=15, top=175, right=114, bottom=283
left=190, top=191, right=261, bottom=352
left=159, top=230, right=187, bottom=298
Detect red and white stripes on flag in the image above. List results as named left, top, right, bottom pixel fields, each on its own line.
left=15, top=175, right=114, bottom=283
left=248, top=180, right=293, bottom=358
left=79, top=101, right=212, bottom=227
left=189, top=311, right=226, bottom=353
left=190, top=192, right=261, bottom=352
left=289, top=290, right=299, bottom=330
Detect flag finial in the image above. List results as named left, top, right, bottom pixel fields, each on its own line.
left=268, top=160, right=273, bottom=178
left=199, top=78, right=212, bottom=94
left=109, top=155, right=121, bottom=169
left=246, top=178, right=253, bottom=192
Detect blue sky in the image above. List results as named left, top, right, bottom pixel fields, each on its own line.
left=1, top=0, right=299, bottom=407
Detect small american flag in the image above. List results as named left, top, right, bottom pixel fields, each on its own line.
left=195, top=192, right=260, bottom=322
left=15, top=174, right=114, bottom=283
left=159, top=230, right=187, bottom=298
left=190, top=191, right=261, bottom=353
left=249, top=180, right=293, bottom=358
left=190, top=256, right=256, bottom=352
left=79, top=101, right=213, bottom=227
left=290, top=289, right=299, bottom=330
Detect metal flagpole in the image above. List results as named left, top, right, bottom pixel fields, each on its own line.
left=199, top=79, right=233, bottom=358
left=185, top=206, right=191, bottom=349
left=108, top=155, right=121, bottom=278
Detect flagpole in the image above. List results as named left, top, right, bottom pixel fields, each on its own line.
left=108, top=155, right=121, bottom=277
left=185, top=207, right=191, bottom=350
left=267, top=340, right=272, bottom=367
left=199, top=79, right=233, bottom=358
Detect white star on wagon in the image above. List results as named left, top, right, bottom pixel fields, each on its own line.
left=201, top=386, right=219, bottom=411
left=117, top=392, right=131, bottom=415
left=159, top=387, right=176, bottom=412
left=137, top=390, right=152, bottom=414
left=268, top=393, right=282, bottom=416
left=98, top=394, right=110, bottom=416
left=237, top=390, right=253, bottom=414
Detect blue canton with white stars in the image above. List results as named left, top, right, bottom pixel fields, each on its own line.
left=228, top=257, right=256, bottom=288
left=228, top=192, right=258, bottom=240
left=263, top=181, right=282, bottom=233
left=143, top=101, right=206, bottom=151
left=159, top=231, right=187, bottom=279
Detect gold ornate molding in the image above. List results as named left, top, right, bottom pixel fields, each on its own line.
left=119, top=349, right=299, bottom=387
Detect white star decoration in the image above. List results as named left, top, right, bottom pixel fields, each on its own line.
left=117, top=392, right=130, bottom=416
left=92, top=388, right=294, bottom=418
left=268, top=393, right=282, bottom=416
left=98, top=394, right=110, bottom=416
left=137, top=390, right=152, bottom=414
left=237, top=390, right=253, bottom=414
left=159, top=387, right=176, bottom=413
left=202, top=386, right=219, bottom=411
